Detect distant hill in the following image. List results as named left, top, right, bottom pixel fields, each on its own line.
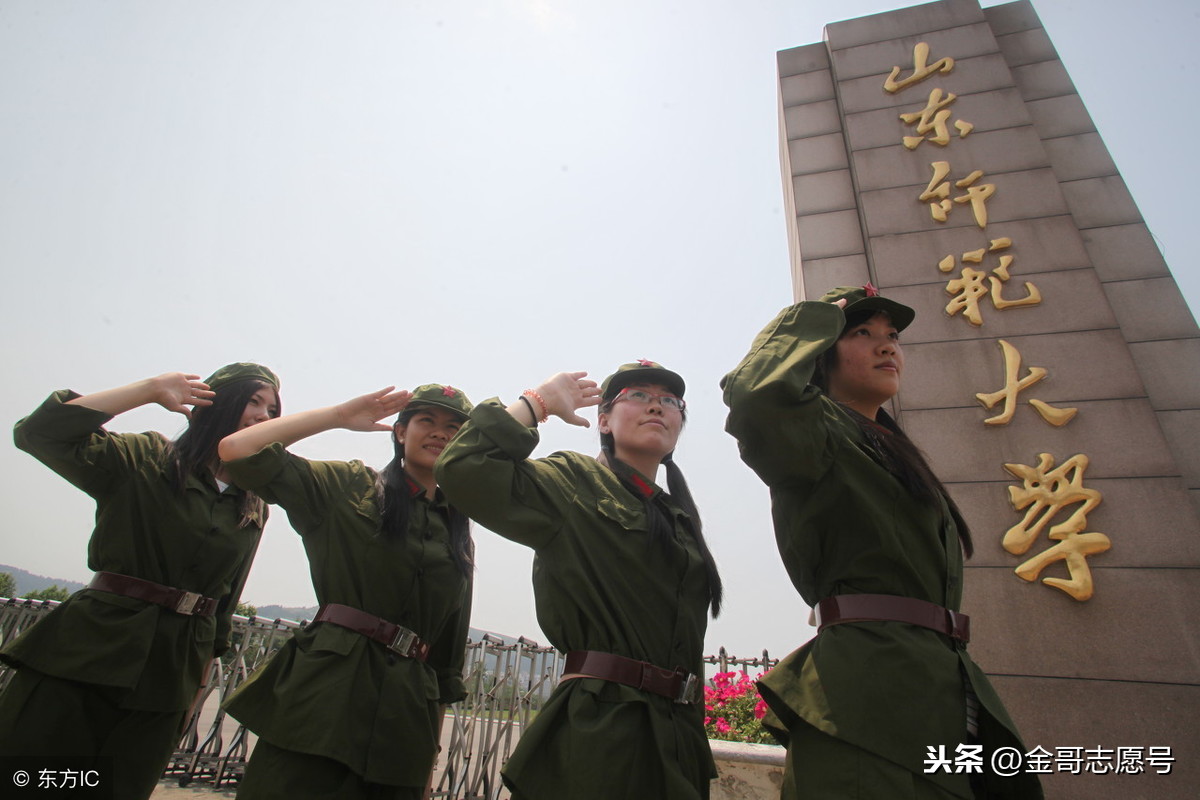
left=0, top=564, right=86, bottom=597
left=249, top=604, right=320, bottom=623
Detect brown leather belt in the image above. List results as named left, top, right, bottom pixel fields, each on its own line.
left=815, top=593, right=970, bottom=643
left=563, top=650, right=701, bottom=704
left=88, top=571, right=218, bottom=617
left=313, top=603, right=429, bottom=662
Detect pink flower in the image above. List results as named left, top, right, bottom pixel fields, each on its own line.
left=702, top=671, right=774, bottom=744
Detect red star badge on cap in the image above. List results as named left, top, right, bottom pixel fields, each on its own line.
left=637, top=358, right=654, bottom=366
left=442, top=386, right=458, bottom=397
left=863, top=281, right=880, bottom=297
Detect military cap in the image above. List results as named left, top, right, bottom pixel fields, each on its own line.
left=407, top=384, right=473, bottom=421
left=817, top=283, right=915, bottom=332
left=600, top=360, right=686, bottom=401
left=204, top=362, right=280, bottom=391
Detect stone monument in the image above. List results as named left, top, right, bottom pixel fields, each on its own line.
left=776, top=0, right=1199, bottom=796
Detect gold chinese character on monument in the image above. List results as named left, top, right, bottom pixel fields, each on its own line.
left=919, top=161, right=995, bottom=227
left=884, top=42, right=954, bottom=93
left=1003, top=453, right=1111, bottom=601
left=976, top=339, right=1077, bottom=426
left=899, top=88, right=975, bottom=149
left=938, top=238, right=1041, bottom=325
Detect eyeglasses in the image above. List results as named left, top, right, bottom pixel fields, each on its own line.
left=611, top=387, right=686, bottom=412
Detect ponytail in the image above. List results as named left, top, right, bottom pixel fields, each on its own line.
left=663, top=454, right=724, bottom=617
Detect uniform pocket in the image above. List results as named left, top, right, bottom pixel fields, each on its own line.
left=10, top=592, right=160, bottom=688
left=299, top=623, right=359, bottom=657
left=594, top=496, right=648, bottom=533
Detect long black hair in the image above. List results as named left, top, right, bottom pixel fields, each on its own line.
left=376, top=405, right=474, bottom=577
left=598, top=402, right=724, bottom=617
left=813, top=309, right=974, bottom=557
left=167, top=378, right=279, bottom=527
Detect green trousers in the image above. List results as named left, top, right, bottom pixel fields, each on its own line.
left=236, top=739, right=423, bottom=800
left=782, top=720, right=970, bottom=800
left=0, top=668, right=184, bottom=800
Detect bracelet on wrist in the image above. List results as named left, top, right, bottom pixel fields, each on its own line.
left=518, top=394, right=539, bottom=426
left=522, top=389, right=549, bottom=423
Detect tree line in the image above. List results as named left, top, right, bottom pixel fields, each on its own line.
left=0, top=572, right=69, bottom=602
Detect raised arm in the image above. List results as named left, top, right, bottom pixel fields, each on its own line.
left=218, top=387, right=412, bottom=462
left=435, top=371, right=601, bottom=550
left=66, top=372, right=216, bottom=420
left=720, top=301, right=847, bottom=485
left=504, top=371, right=602, bottom=427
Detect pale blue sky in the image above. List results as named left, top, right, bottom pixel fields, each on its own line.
left=2, top=0, right=1196, bottom=659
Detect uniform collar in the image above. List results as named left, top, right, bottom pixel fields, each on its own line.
left=600, top=452, right=663, bottom=501
left=627, top=470, right=659, bottom=499
left=404, top=472, right=449, bottom=508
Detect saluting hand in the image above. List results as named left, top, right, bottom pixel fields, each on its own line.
left=536, top=371, right=602, bottom=428
left=153, top=373, right=215, bottom=420
left=334, top=387, right=413, bottom=432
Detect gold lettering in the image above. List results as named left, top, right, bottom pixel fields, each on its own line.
left=976, top=340, right=1077, bottom=426
left=1002, top=453, right=1110, bottom=601
left=899, top=88, right=975, bottom=149
left=940, top=239, right=1041, bottom=326
left=884, top=42, right=955, bottom=93
left=919, top=162, right=995, bottom=227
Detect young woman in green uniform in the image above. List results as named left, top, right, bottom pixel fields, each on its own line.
left=435, top=361, right=723, bottom=800
left=216, top=383, right=474, bottom=800
left=722, top=286, right=1042, bottom=799
left=0, top=363, right=281, bottom=800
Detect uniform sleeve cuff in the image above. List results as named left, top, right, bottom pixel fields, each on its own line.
left=469, top=399, right=540, bottom=461
left=437, top=675, right=467, bottom=705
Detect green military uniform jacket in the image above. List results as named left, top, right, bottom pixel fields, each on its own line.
left=221, top=444, right=471, bottom=788
left=435, top=400, right=717, bottom=800
left=5, top=390, right=264, bottom=712
left=722, top=302, right=1041, bottom=799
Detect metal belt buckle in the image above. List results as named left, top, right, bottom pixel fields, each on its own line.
left=389, top=627, right=419, bottom=657
left=675, top=672, right=700, bottom=704
left=174, top=591, right=202, bottom=615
